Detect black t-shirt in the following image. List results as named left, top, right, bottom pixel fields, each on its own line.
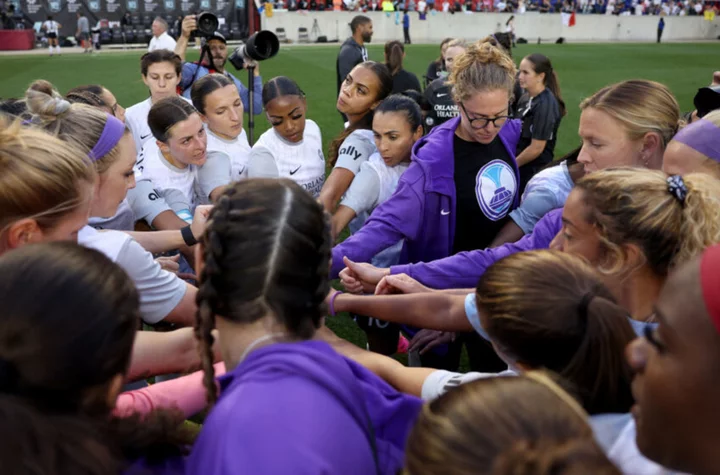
left=424, top=78, right=458, bottom=132
left=515, top=88, right=562, bottom=169
left=452, top=133, right=518, bottom=254
left=392, top=69, right=422, bottom=95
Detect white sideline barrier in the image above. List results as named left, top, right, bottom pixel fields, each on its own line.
left=262, top=11, right=719, bottom=44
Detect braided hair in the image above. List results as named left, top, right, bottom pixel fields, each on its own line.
left=195, top=179, right=332, bottom=405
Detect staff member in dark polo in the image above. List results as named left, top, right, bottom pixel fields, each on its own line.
left=337, top=15, right=373, bottom=120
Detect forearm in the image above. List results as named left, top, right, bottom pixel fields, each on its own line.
left=317, top=326, right=433, bottom=396
left=115, top=362, right=226, bottom=418
left=123, top=230, right=184, bottom=254
left=333, top=292, right=472, bottom=331
left=174, top=34, right=190, bottom=61
left=126, top=328, right=201, bottom=382
left=331, top=206, right=357, bottom=241
left=318, top=169, right=354, bottom=212
left=515, top=144, right=543, bottom=167
left=149, top=210, right=195, bottom=265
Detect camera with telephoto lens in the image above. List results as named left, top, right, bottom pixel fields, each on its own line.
left=228, top=30, right=280, bottom=70
left=195, top=11, right=219, bottom=37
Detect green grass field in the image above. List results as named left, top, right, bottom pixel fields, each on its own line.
left=0, top=42, right=717, bottom=351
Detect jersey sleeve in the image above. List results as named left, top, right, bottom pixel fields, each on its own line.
left=334, top=131, right=376, bottom=175
left=338, top=165, right=382, bottom=215
left=509, top=186, right=561, bottom=234
left=126, top=179, right=172, bottom=225
left=114, top=238, right=188, bottom=324
left=196, top=151, right=232, bottom=200
left=420, top=370, right=495, bottom=401
left=530, top=96, right=560, bottom=141
left=247, top=147, right=280, bottom=178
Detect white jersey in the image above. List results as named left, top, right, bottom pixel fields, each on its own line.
left=125, top=96, right=193, bottom=154
left=78, top=225, right=130, bottom=262
left=206, top=127, right=252, bottom=181
left=135, top=139, right=199, bottom=218
left=43, top=20, right=59, bottom=34
left=251, top=119, right=325, bottom=197
left=364, top=153, right=410, bottom=206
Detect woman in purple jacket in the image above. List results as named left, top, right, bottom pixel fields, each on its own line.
left=339, top=79, right=682, bottom=291
left=188, top=179, right=422, bottom=475
left=331, top=39, right=522, bottom=371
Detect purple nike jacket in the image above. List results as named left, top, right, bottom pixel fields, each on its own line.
left=187, top=340, right=422, bottom=475
left=330, top=115, right=522, bottom=278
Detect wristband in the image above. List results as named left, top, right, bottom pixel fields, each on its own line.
left=181, top=225, right=198, bottom=246
left=329, top=290, right=343, bottom=317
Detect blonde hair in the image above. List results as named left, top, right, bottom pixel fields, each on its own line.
left=405, top=373, right=619, bottom=475
left=580, top=80, right=680, bottom=148
left=447, top=39, right=517, bottom=103
left=704, top=109, right=720, bottom=127
left=25, top=80, right=126, bottom=174
left=476, top=250, right=635, bottom=415
left=576, top=168, right=720, bottom=277
left=0, top=117, right=95, bottom=234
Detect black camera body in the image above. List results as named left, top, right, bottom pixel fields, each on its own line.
left=195, top=11, right=219, bottom=37
left=228, top=31, right=280, bottom=70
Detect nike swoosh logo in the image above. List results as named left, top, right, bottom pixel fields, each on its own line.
left=140, top=133, right=151, bottom=140
left=437, top=93, right=448, bottom=98
left=289, top=165, right=301, bottom=176
left=441, top=209, right=450, bottom=215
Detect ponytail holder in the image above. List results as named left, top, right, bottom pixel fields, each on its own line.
left=88, top=114, right=126, bottom=162
left=667, top=175, right=688, bottom=204
left=578, top=292, right=594, bottom=321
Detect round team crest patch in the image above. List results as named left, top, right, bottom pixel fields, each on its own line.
left=475, top=159, right=517, bottom=221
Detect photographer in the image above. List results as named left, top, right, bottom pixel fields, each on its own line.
left=175, top=15, right=263, bottom=115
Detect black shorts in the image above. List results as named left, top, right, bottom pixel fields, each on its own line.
left=77, top=32, right=88, bottom=41
left=47, top=32, right=57, bottom=39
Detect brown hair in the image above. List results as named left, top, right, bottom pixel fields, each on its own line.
left=448, top=38, right=516, bottom=103
left=405, top=374, right=620, bottom=475
left=523, top=53, right=566, bottom=117
left=25, top=80, right=127, bottom=174
left=476, top=250, right=635, bottom=415
left=328, top=61, right=393, bottom=166
left=385, top=40, right=404, bottom=76
left=576, top=168, right=720, bottom=277
left=0, top=242, right=193, bottom=473
left=195, top=179, right=331, bottom=405
left=580, top=80, right=680, bottom=149
left=140, top=49, right=182, bottom=77
left=0, top=117, right=95, bottom=236
left=191, top=73, right=234, bottom=115
left=148, top=96, right=198, bottom=143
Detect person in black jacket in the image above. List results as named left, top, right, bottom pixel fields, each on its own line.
left=385, top=40, right=421, bottom=94
left=337, top=15, right=373, bottom=95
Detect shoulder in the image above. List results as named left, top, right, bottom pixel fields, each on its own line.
left=126, top=98, right=150, bottom=116
left=304, top=119, right=322, bottom=138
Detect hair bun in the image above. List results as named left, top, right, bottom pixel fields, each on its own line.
left=25, top=80, right=71, bottom=118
